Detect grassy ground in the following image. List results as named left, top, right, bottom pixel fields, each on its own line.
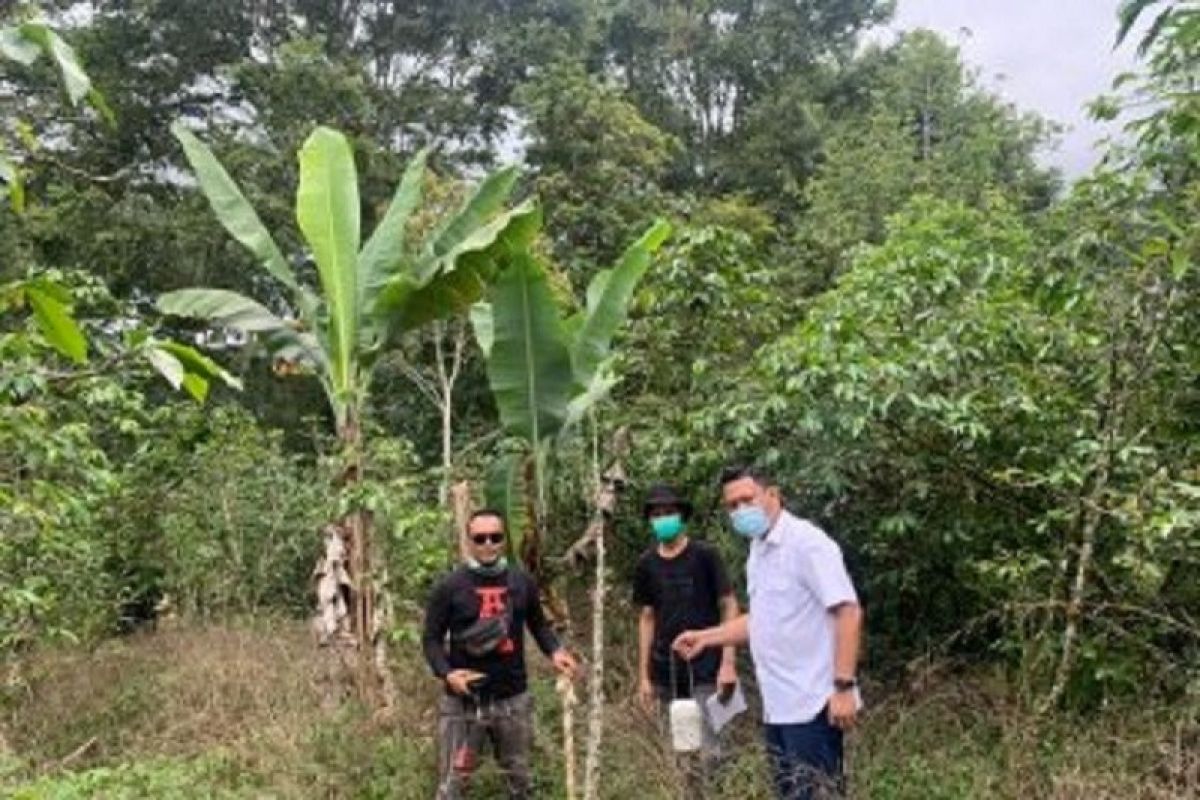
left=1, top=621, right=1196, bottom=798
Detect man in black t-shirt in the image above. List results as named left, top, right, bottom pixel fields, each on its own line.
left=423, top=509, right=577, bottom=800
left=632, top=484, right=739, bottom=796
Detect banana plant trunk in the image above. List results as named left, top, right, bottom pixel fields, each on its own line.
left=344, top=410, right=394, bottom=709
left=521, top=452, right=543, bottom=572
left=312, top=407, right=393, bottom=710
left=339, top=411, right=369, bottom=652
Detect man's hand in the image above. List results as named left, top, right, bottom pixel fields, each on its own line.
left=828, top=689, right=858, bottom=730
left=672, top=629, right=711, bottom=661
left=638, top=676, right=656, bottom=712
left=551, top=648, right=578, bottom=679
left=716, top=661, right=738, bottom=703
left=445, top=669, right=485, bottom=696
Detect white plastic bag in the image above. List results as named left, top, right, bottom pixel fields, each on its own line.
left=669, top=698, right=703, bottom=752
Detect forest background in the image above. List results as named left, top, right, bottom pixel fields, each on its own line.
left=1, top=0, right=1198, bottom=797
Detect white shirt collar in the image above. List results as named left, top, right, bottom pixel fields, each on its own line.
left=760, top=508, right=789, bottom=547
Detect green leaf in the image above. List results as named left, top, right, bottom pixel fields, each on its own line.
left=359, top=147, right=428, bottom=295
left=0, top=147, right=24, bottom=213
left=157, top=288, right=289, bottom=332
left=25, top=285, right=87, bottom=364
left=1116, top=0, right=1163, bottom=48
left=486, top=452, right=530, bottom=564
left=1135, top=7, right=1174, bottom=56
left=85, top=88, right=116, bottom=127
left=428, top=165, right=520, bottom=258
left=421, top=197, right=541, bottom=280
left=144, top=346, right=185, bottom=390
left=16, top=23, right=92, bottom=106
left=571, top=218, right=671, bottom=385
left=585, top=271, right=612, bottom=314
left=470, top=302, right=494, bottom=357
left=156, top=340, right=243, bottom=392
left=563, top=366, right=620, bottom=434
left=180, top=372, right=210, bottom=402
left=157, top=289, right=324, bottom=374
left=1170, top=252, right=1191, bottom=281
left=26, top=279, right=71, bottom=303
left=383, top=253, right=488, bottom=335
left=377, top=201, right=541, bottom=337
left=170, top=122, right=299, bottom=294
left=297, top=126, right=360, bottom=398
left=145, top=340, right=241, bottom=402
left=0, top=27, right=41, bottom=65
left=485, top=251, right=575, bottom=443
left=562, top=310, right=585, bottom=343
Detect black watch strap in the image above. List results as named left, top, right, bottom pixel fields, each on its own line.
left=833, top=677, right=857, bottom=692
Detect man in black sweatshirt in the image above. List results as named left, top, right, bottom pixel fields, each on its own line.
left=423, top=509, right=577, bottom=799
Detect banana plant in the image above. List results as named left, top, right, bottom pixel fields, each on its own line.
left=157, top=123, right=536, bottom=692
left=472, top=215, right=672, bottom=570
left=471, top=219, right=668, bottom=800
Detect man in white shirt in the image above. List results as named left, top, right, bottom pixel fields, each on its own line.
left=673, top=465, right=863, bottom=800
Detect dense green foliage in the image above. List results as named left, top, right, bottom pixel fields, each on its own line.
left=2, top=0, right=1199, bottom=796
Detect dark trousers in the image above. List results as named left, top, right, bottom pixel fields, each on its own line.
left=763, top=706, right=844, bottom=800
left=435, top=691, right=533, bottom=800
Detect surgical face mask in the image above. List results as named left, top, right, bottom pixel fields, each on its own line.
left=650, top=514, right=685, bottom=542
left=730, top=505, right=770, bottom=539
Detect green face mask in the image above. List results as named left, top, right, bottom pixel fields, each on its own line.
left=651, top=514, right=685, bottom=542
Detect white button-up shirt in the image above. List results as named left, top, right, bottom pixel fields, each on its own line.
left=747, top=510, right=859, bottom=724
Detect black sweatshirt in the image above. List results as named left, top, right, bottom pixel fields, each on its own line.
left=422, top=565, right=560, bottom=701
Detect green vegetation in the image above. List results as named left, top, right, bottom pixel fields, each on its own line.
left=1, top=1, right=1197, bottom=797
left=1, top=623, right=1195, bottom=798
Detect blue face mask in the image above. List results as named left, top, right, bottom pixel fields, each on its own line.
left=730, top=505, right=770, bottom=539
left=650, top=514, right=685, bottom=542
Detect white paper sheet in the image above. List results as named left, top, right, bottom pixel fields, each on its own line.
left=705, top=683, right=747, bottom=733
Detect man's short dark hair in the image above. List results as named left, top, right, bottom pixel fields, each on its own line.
left=468, top=508, right=506, bottom=529
left=719, top=464, right=775, bottom=489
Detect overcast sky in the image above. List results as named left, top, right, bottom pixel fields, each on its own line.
left=885, top=0, right=1143, bottom=177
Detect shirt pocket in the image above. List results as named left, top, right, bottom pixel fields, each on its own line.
left=754, top=570, right=796, bottom=604
left=749, top=574, right=793, bottom=603
left=748, top=552, right=790, bottom=599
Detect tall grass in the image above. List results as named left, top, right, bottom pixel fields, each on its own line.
left=1, top=622, right=1195, bottom=798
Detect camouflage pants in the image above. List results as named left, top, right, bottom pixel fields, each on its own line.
left=656, top=683, right=724, bottom=800
left=435, top=691, right=533, bottom=800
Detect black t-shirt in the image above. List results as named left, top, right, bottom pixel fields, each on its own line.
left=632, top=539, right=733, bottom=693
left=422, top=566, right=560, bottom=701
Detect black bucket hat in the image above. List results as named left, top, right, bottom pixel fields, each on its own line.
left=642, top=484, right=694, bottom=521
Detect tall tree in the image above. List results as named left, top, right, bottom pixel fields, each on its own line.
left=801, top=30, right=1059, bottom=283
left=602, top=0, right=892, bottom=199
left=518, top=61, right=678, bottom=276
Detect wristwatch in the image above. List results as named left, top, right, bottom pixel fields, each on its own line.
left=833, top=677, right=858, bottom=692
